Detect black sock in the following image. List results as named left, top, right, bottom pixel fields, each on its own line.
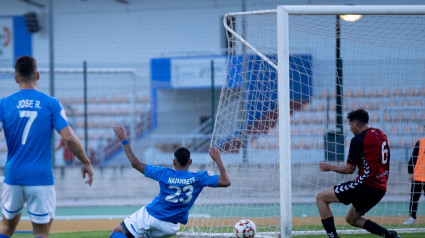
left=363, top=219, right=390, bottom=237
left=321, top=217, right=339, bottom=238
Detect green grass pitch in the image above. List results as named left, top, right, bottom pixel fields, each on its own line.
left=10, top=231, right=425, bottom=237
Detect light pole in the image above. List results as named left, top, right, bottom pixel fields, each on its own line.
left=336, top=14, right=362, bottom=133
left=336, top=15, right=343, bottom=134
left=327, top=13, right=362, bottom=161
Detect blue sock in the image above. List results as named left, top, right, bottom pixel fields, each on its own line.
left=110, top=231, right=127, bottom=238
left=0, top=234, right=10, bottom=238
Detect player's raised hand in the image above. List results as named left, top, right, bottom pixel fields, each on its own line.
left=81, top=163, right=94, bottom=186
left=113, top=126, right=127, bottom=141
left=209, top=147, right=231, bottom=187
left=209, top=147, right=222, bottom=162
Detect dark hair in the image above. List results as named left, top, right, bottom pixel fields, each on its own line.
left=347, top=108, right=369, bottom=124
left=174, top=147, right=190, bottom=166
left=15, top=56, right=37, bottom=82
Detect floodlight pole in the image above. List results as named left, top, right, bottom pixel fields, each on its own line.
left=336, top=15, right=343, bottom=134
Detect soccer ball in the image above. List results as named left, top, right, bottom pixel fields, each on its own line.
left=234, top=219, right=256, bottom=238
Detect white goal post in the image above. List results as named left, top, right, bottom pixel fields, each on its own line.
left=179, top=5, right=425, bottom=238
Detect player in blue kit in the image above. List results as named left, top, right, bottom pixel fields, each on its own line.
left=110, top=126, right=231, bottom=238
left=0, top=56, right=94, bottom=238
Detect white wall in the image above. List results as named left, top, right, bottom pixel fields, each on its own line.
left=156, top=88, right=220, bottom=134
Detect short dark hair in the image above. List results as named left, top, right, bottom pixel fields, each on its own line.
left=15, top=56, right=37, bottom=82
left=174, top=147, right=190, bottom=166
left=347, top=109, right=369, bottom=124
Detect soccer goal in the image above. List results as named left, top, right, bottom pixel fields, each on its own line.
left=178, top=5, right=425, bottom=238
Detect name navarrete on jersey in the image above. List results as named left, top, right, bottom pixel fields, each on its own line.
left=168, top=177, right=195, bottom=185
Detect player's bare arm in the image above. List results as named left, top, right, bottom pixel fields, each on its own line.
left=320, top=162, right=356, bottom=174
left=60, top=126, right=94, bottom=186
left=209, top=147, right=231, bottom=187
left=113, top=126, right=146, bottom=174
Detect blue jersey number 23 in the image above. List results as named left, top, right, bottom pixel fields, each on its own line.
left=165, top=185, right=194, bottom=203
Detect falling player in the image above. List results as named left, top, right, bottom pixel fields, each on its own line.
left=110, top=126, right=231, bottom=238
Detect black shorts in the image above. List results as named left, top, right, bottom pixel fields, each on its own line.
left=334, top=181, right=385, bottom=215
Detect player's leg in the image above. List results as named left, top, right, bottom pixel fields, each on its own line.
left=408, top=180, right=421, bottom=221
left=110, top=222, right=134, bottom=238
left=316, top=187, right=340, bottom=218
left=0, top=214, right=21, bottom=237
left=347, top=185, right=399, bottom=238
left=0, top=184, right=25, bottom=237
left=316, top=186, right=341, bottom=238
left=346, top=206, right=399, bottom=238
left=345, top=206, right=367, bottom=227
left=24, top=185, right=56, bottom=238
left=31, top=219, right=53, bottom=238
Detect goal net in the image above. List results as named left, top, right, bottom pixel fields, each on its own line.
left=179, top=5, right=425, bottom=237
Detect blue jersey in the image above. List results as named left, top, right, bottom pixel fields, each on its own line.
left=144, top=164, right=219, bottom=224
left=0, top=89, right=69, bottom=186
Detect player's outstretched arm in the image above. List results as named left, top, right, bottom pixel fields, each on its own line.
left=60, top=126, right=94, bottom=186
left=319, top=162, right=356, bottom=174
left=209, top=147, right=231, bottom=187
left=113, top=126, right=146, bottom=174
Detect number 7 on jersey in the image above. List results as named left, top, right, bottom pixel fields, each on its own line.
left=19, top=110, right=38, bottom=145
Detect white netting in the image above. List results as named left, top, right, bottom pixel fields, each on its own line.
left=179, top=7, right=425, bottom=237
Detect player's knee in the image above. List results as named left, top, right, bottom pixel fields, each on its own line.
left=316, top=191, right=325, bottom=203
left=345, top=216, right=353, bottom=225
left=345, top=216, right=359, bottom=227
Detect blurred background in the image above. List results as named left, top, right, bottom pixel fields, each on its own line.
left=0, top=0, right=424, bottom=210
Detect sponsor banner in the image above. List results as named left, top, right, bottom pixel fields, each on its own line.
left=170, top=56, right=226, bottom=88
left=0, top=18, right=13, bottom=67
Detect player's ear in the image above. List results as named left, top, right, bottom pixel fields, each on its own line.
left=173, top=159, right=177, bottom=167
left=15, top=75, right=19, bottom=84
left=188, top=159, right=192, bottom=166
left=36, top=71, right=40, bottom=80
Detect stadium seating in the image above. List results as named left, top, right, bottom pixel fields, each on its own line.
left=56, top=94, right=151, bottom=165
left=245, top=85, right=423, bottom=161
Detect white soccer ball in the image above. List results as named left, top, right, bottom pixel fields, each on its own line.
left=234, top=219, right=256, bottom=238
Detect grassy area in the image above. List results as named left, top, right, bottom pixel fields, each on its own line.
left=300, top=234, right=425, bottom=238
left=10, top=230, right=425, bottom=238
left=13, top=231, right=110, bottom=238
left=10, top=222, right=425, bottom=237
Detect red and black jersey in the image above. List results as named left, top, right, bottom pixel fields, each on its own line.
left=347, top=127, right=390, bottom=191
